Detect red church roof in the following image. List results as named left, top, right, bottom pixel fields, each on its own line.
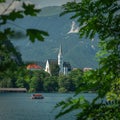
left=27, top=64, right=42, bottom=70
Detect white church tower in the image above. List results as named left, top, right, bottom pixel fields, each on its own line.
left=58, top=45, right=63, bottom=74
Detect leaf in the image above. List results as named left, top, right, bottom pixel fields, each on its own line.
left=55, top=96, right=89, bottom=119
left=4, top=28, right=14, bottom=36
left=22, top=3, right=41, bottom=16
left=0, top=31, right=7, bottom=40
left=8, top=10, right=24, bottom=21
left=26, top=29, right=49, bottom=42
left=0, top=11, right=23, bottom=24
left=0, top=0, right=5, bottom=3
left=1, top=15, right=8, bottom=24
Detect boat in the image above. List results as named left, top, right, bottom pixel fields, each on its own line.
left=32, top=93, right=44, bottom=99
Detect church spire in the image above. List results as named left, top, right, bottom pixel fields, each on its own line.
left=58, top=44, right=63, bottom=74
left=58, top=44, right=62, bottom=56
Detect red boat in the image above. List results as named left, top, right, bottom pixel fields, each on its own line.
left=32, top=93, right=44, bottom=99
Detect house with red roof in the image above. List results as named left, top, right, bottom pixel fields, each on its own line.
left=26, top=64, right=42, bottom=70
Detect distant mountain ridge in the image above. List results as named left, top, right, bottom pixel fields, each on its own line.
left=11, top=6, right=98, bottom=69
left=39, top=6, right=62, bottom=16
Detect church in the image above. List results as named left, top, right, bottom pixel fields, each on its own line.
left=45, top=45, right=71, bottom=76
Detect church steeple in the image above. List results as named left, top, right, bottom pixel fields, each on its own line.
left=58, top=44, right=62, bottom=56
left=58, top=44, right=63, bottom=74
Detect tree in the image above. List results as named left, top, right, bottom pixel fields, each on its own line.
left=0, top=0, right=48, bottom=85
left=43, top=76, right=58, bottom=92
left=29, top=70, right=46, bottom=92
left=56, top=0, right=120, bottom=119
left=58, top=75, right=75, bottom=92
left=16, top=77, right=27, bottom=88
left=15, top=67, right=29, bottom=88
left=68, top=69, right=83, bottom=89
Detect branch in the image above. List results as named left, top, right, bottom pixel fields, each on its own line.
left=1, top=0, right=15, bottom=15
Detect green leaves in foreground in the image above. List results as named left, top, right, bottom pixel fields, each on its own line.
left=22, top=3, right=41, bottom=16
left=55, top=0, right=120, bottom=119
left=55, top=96, right=89, bottom=119
left=55, top=95, right=120, bottom=120
left=0, top=0, right=5, bottom=3
left=26, top=29, right=49, bottom=42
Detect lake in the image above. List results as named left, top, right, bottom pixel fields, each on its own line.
left=0, top=93, right=96, bottom=120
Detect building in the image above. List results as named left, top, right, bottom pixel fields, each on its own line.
left=45, top=59, right=58, bottom=75
left=45, top=45, right=71, bottom=75
left=58, top=45, right=64, bottom=74
left=63, top=62, right=71, bottom=75
left=83, top=67, right=92, bottom=72
left=26, top=64, right=42, bottom=70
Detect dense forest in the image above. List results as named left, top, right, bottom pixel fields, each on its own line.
left=0, top=61, right=83, bottom=93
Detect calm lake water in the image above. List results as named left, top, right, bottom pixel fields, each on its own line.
left=0, top=93, right=96, bottom=120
